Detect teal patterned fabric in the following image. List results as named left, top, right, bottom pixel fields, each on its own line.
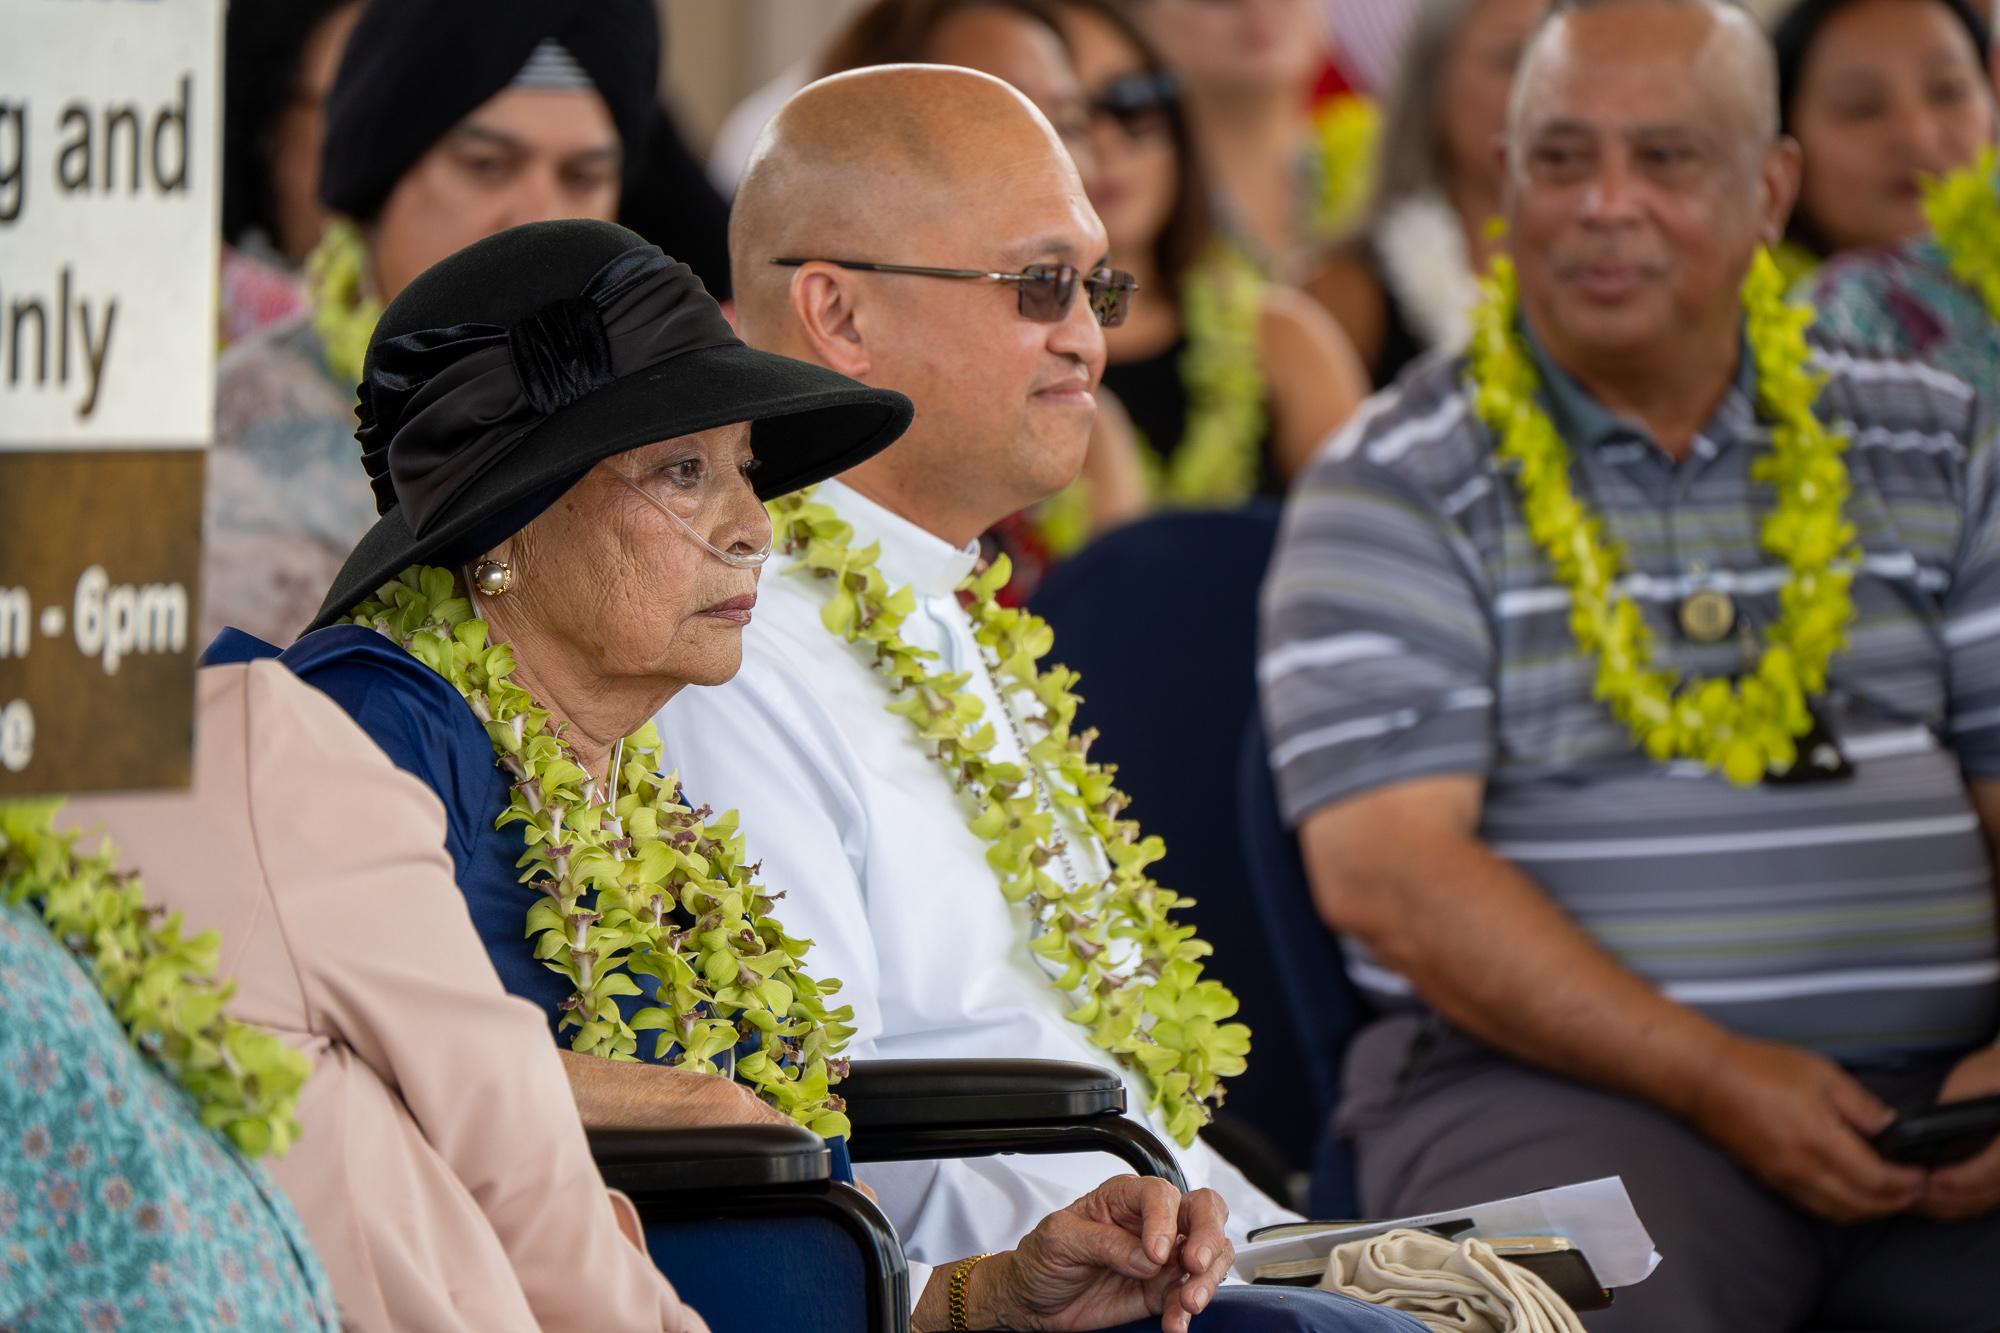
left=0, top=899, right=337, bottom=1331
left=1812, top=236, right=2000, bottom=403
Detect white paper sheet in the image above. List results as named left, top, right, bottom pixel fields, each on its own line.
left=1232, top=1177, right=1663, bottom=1289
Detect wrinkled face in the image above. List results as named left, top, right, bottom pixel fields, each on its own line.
left=268, top=0, right=361, bottom=264
left=370, top=87, right=622, bottom=301
left=486, top=424, right=770, bottom=692
left=1439, top=0, right=1546, bottom=209
left=1068, top=4, right=1179, bottom=263
left=1142, top=0, right=1326, bottom=92
left=1504, top=5, right=1787, bottom=367
left=928, top=5, right=1096, bottom=185
left=1790, top=0, right=1995, bottom=254
left=865, top=144, right=1112, bottom=519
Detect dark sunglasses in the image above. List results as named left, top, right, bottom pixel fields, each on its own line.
left=768, top=258, right=1138, bottom=327
left=1088, top=70, right=1180, bottom=139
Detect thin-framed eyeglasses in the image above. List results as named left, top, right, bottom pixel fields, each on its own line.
left=769, top=258, right=1139, bottom=328
left=612, top=467, right=772, bottom=569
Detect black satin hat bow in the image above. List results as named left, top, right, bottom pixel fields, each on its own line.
left=356, top=245, right=737, bottom=535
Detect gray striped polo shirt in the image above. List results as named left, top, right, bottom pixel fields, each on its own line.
left=1259, top=331, right=2000, bottom=1060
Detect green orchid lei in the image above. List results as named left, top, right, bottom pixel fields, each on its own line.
left=1309, top=93, right=1380, bottom=242
left=1031, top=480, right=1096, bottom=560
left=0, top=801, right=311, bottom=1157
left=769, top=495, right=1250, bottom=1146
left=1469, top=248, right=1859, bottom=786
left=1924, top=147, right=2000, bottom=325
left=346, top=567, right=855, bottom=1135
left=1148, top=244, right=1271, bottom=508
left=304, top=218, right=383, bottom=390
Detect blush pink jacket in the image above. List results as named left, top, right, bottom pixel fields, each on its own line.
left=65, top=661, right=704, bottom=1333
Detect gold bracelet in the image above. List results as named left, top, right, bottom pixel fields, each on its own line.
left=948, top=1252, right=997, bottom=1330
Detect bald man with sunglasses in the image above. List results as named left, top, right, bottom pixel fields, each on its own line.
left=659, top=66, right=1413, bottom=1333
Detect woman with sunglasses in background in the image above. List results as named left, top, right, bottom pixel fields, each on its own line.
left=1059, top=0, right=1367, bottom=510
left=1303, top=0, right=1545, bottom=390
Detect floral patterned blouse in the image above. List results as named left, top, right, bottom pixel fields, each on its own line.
left=0, top=899, right=337, bottom=1331
left=1810, top=237, right=2000, bottom=403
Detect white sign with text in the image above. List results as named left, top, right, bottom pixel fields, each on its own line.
left=0, top=0, right=221, bottom=448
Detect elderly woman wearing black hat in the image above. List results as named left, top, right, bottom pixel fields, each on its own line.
left=208, top=218, right=1246, bottom=1333
left=203, top=0, right=662, bottom=651
left=212, top=217, right=888, bottom=1130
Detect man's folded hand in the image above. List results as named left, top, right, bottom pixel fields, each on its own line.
left=1688, top=1034, right=1925, bottom=1223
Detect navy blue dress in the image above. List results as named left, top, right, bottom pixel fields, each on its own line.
left=206, top=624, right=686, bottom=1052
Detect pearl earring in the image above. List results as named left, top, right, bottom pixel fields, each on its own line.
left=472, top=559, right=513, bottom=597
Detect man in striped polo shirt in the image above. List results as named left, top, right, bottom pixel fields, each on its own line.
left=1261, top=0, right=2000, bottom=1325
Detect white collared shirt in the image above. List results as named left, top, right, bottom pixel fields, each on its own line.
left=660, top=479, right=1296, bottom=1264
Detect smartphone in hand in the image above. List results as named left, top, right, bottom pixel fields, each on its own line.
left=1872, top=1095, right=2000, bottom=1168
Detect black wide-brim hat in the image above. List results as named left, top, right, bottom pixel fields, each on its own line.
left=306, top=219, right=911, bottom=633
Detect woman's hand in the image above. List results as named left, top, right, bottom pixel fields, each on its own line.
left=919, top=1176, right=1233, bottom=1332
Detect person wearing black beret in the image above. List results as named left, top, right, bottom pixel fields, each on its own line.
left=203, top=0, right=664, bottom=651
left=316, top=0, right=658, bottom=305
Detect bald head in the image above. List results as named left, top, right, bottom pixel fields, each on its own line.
left=726, top=62, right=1109, bottom=553
left=1508, top=0, right=1779, bottom=169
left=730, top=64, right=1086, bottom=344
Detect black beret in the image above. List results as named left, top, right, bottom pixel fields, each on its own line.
left=320, top=0, right=660, bottom=220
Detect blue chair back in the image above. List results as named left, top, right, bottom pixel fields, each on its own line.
left=1031, top=504, right=1314, bottom=1173
left=1234, top=712, right=1370, bottom=1219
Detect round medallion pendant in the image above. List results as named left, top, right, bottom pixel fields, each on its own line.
left=1679, top=588, right=1737, bottom=643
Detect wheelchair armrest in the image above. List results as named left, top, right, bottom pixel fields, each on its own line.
left=590, top=1125, right=910, bottom=1332
left=841, top=1058, right=1189, bottom=1191
left=588, top=1123, right=829, bottom=1196
left=842, top=1058, right=1125, bottom=1128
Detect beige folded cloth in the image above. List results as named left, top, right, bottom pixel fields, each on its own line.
left=1318, top=1229, right=1587, bottom=1333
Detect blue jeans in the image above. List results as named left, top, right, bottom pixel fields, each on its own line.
left=1031, top=1285, right=1427, bottom=1332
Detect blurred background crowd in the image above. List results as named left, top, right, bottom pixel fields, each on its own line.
left=211, top=0, right=2000, bottom=635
